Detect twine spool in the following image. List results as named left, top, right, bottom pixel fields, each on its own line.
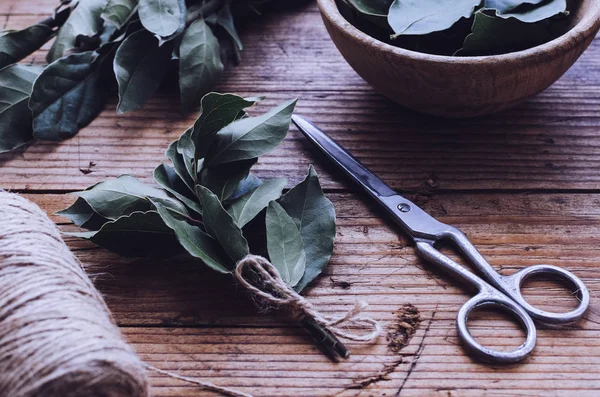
left=0, top=191, right=149, bottom=397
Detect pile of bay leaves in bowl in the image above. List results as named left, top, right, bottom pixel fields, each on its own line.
left=317, top=0, right=600, bottom=117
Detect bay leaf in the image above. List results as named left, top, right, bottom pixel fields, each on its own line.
left=179, top=19, right=224, bottom=111
left=153, top=201, right=232, bottom=273
left=216, top=4, right=243, bottom=51
left=176, top=130, right=197, bottom=180
left=227, top=178, right=287, bottom=228
left=0, top=25, right=54, bottom=69
left=67, top=210, right=182, bottom=257
left=205, top=99, right=297, bottom=166
left=191, top=93, right=257, bottom=159
left=388, top=0, right=482, bottom=37
left=485, top=0, right=567, bottom=23
left=0, top=64, right=41, bottom=153
left=459, top=10, right=555, bottom=56
left=346, top=0, right=392, bottom=16
left=266, top=201, right=306, bottom=287
left=228, top=174, right=262, bottom=202
left=279, top=166, right=336, bottom=292
left=47, top=0, right=107, bottom=62
left=200, top=158, right=257, bottom=201
left=102, top=0, right=139, bottom=29
left=138, top=0, right=186, bottom=40
left=114, top=29, right=173, bottom=114
left=56, top=196, right=109, bottom=230
left=196, top=184, right=249, bottom=262
left=75, top=174, right=188, bottom=220
left=154, top=163, right=203, bottom=215
left=166, top=139, right=195, bottom=189
left=29, top=50, right=114, bottom=141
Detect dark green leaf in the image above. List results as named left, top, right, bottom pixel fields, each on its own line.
left=176, top=130, right=197, bottom=180
left=179, top=19, right=224, bottom=111
left=67, top=210, right=182, bottom=257
left=388, top=0, right=482, bottom=37
left=279, top=166, right=336, bottom=292
left=165, top=139, right=195, bottom=189
left=153, top=201, right=232, bottom=272
left=216, top=4, right=243, bottom=51
left=228, top=178, right=287, bottom=227
left=55, top=196, right=109, bottom=230
left=101, top=0, right=139, bottom=29
left=29, top=50, right=114, bottom=141
left=47, top=0, right=107, bottom=62
left=206, top=99, right=297, bottom=166
left=0, top=64, right=41, bottom=153
left=200, top=158, right=257, bottom=201
left=266, top=201, right=306, bottom=287
left=138, top=0, right=186, bottom=41
left=0, top=25, right=54, bottom=69
left=196, top=184, right=249, bottom=262
left=114, top=29, right=172, bottom=114
left=229, top=174, right=262, bottom=201
left=346, top=0, right=392, bottom=16
left=485, top=0, right=567, bottom=23
left=459, top=10, right=555, bottom=56
left=75, top=174, right=188, bottom=220
left=154, top=163, right=203, bottom=215
left=191, top=93, right=258, bottom=159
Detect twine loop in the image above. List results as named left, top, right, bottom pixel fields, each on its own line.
left=234, top=255, right=381, bottom=343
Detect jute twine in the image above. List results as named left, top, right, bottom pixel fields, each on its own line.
left=0, top=191, right=252, bottom=397
left=234, top=255, right=382, bottom=343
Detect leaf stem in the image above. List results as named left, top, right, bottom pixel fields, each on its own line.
left=301, top=318, right=349, bottom=360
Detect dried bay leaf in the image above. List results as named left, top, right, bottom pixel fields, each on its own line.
left=29, top=50, right=114, bottom=140
left=206, top=99, right=297, bottom=166
left=114, top=29, right=173, bottom=114
left=266, top=201, right=306, bottom=287
left=179, top=19, right=224, bottom=111
left=279, top=166, right=336, bottom=292
left=228, top=178, right=287, bottom=228
left=484, top=0, right=566, bottom=23
left=102, top=0, right=139, bottom=29
left=0, top=25, right=54, bottom=69
left=0, top=64, right=42, bottom=153
left=138, top=0, right=186, bottom=40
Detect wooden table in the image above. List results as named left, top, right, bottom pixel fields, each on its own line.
left=2, top=1, right=600, bottom=396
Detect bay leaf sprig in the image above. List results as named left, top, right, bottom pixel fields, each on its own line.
left=338, top=0, right=571, bottom=56
left=58, top=92, right=376, bottom=358
left=0, top=0, right=289, bottom=153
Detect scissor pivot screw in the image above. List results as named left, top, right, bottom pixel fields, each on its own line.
left=398, top=203, right=411, bottom=213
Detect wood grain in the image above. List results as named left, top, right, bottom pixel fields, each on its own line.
left=2, top=0, right=600, bottom=396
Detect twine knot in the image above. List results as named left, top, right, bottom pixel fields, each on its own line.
left=234, top=255, right=381, bottom=357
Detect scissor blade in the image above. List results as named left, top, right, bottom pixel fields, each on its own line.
left=292, top=115, right=396, bottom=198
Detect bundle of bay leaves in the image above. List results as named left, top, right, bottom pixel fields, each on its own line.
left=338, top=0, right=571, bottom=56
left=0, top=0, right=286, bottom=154
left=59, top=92, right=336, bottom=297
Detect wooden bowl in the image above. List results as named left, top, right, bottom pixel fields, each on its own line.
left=317, top=0, right=600, bottom=117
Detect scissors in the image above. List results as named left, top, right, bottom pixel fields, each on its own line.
left=292, top=115, right=590, bottom=364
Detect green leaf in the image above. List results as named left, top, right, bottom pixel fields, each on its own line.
left=229, top=174, right=262, bottom=201
left=47, top=0, right=107, bottom=62
left=179, top=19, right=224, bottom=111
left=346, top=0, right=393, bottom=16
left=200, top=158, right=257, bottom=201
left=279, top=166, right=336, bottom=292
left=153, top=201, right=232, bottom=273
left=266, top=201, right=306, bottom=287
left=75, top=174, right=188, bottom=220
left=388, top=0, right=482, bottom=36
left=29, top=50, right=114, bottom=141
left=459, top=10, right=555, bottom=56
left=138, top=0, right=186, bottom=41
left=196, top=185, right=249, bottom=262
left=154, top=163, right=203, bottom=215
left=102, top=0, right=139, bottom=29
left=0, top=25, right=54, bottom=69
left=0, top=64, right=41, bottom=153
left=165, top=139, right=195, bottom=189
left=114, top=29, right=172, bottom=114
left=176, top=130, right=197, bottom=180
left=67, top=210, right=182, bottom=257
left=206, top=99, right=297, bottom=166
left=485, top=0, right=567, bottom=23
left=216, top=4, right=243, bottom=51
left=191, top=93, right=258, bottom=159
left=228, top=178, right=287, bottom=228
left=56, top=196, right=109, bottom=230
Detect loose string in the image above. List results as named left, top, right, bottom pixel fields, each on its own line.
left=234, top=255, right=382, bottom=344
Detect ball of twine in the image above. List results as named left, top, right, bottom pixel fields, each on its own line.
left=0, top=190, right=149, bottom=397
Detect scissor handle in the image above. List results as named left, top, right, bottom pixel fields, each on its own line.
left=457, top=287, right=537, bottom=364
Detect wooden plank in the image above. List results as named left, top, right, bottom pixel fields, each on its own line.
left=0, top=8, right=600, bottom=191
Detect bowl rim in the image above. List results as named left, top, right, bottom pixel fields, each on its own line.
left=318, top=0, right=600, bottom=64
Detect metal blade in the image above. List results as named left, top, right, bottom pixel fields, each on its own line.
left=292, top=115, right=396, bottom=198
